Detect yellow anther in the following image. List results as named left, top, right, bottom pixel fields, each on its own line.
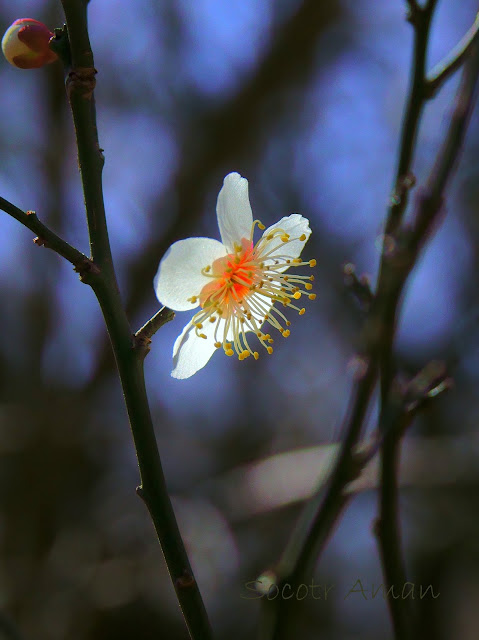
left=281, top=235, right=289, bottom=243
left=293, top=291, right=301, bottom=299
left=225, top=349, right=234, bottom=357
left=199, top=333, right=207, bottom=339
left=299, top=233, right=306, bottom=241
left=209, top=316, right=217, bottom=322
left=268, top=338, right=274, bottom=344
left=305, top=283, right=313, bottom=290
left=309, top=275, right=315, bottom=281
left=293, top=258, right=302, bottom=264
left=267, top=346, right=274, bottom=354
left=214, top=342, right=222, bottom=348
left=258, top=222, right=265, bottom=230
left=309, top=259, right=317, bottom=267
left=188, top=296, right=198, bottom=304
left=299, top=308, right=306, bottom=315
left=195, top=322, right=203, bottom=329
left=308, top=293, right=316, bottom=300
left=204, top=265, right=211, bottom=273
left=225, top=342, right=232, bottom=349
left=283, top=276, right=289, bottom=281
left=286, top=321, right=291, bottom=326
left=253, top=352, right=259, bottom=360
left=283, top=330, right=290, bottom=338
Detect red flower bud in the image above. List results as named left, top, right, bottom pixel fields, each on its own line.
left=2, top=18, right=57, bottom=69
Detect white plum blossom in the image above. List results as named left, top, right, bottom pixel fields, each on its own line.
left=154, top=172, right=316, bottom=379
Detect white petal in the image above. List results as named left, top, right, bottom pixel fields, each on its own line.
left=216, top=172, right=253, bottom=252
left=261, top=214, right=311, bottom=272
left=172, top=317, right=224, bottom=379
left=154, top=238, right=227, bottom=311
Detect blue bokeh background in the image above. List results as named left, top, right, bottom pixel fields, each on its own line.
left=1, top=1, right=479, bottom=638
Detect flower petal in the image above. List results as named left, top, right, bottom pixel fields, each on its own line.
left=172, top=317, right=224, bottom=379
left=154, top=237, right=227, bottom=311
left=261, top=214, right=311, bottom=271
left=216, top=172, right=253, bottom=252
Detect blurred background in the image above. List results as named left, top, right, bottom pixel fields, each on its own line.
left=0, top=0, right=479, bottom=638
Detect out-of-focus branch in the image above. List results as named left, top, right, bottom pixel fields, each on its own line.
left=427, top=11, right=479, bottom=97
left=256, top=3, right=479, bottom=638
left=386, top=0, right=438, bottom=238
left=376, top=41, right=479, bottom=639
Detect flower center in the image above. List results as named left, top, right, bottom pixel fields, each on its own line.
left=188, top=220, right=316, bottom=360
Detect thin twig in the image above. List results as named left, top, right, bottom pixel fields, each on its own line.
left=135, top=306, right=175, bottom=342
left=0, top=197, right=89, bottom=268
left=386, top=0, right=437, bottom=237
left=134, top=306, right=175, bottom=357
left=57, top=3, right=213, bottom=638
left=427, top=11, right=479, bottom=97
left=258, top=362, right=377, bottom=639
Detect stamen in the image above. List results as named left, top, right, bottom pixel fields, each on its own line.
left=189, top=218, right=316, bottom=361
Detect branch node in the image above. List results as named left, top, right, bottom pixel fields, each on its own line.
left=347, top=355, right=371, bottom=380
left=405, top=1, right=422, bottom=27
left=66, top=66, right=97, bottom=100
left=133, top=334, right=152, bottom=359
left=33, top=236, right=48, bottom=248
left=73, top=258, right=101, bottom=282
left=343, top=262, right=374, bottom=311
left=390, top=172, right=416, bottom=208
left=175, top=569, right=196, bottom=590
left=404, top=360, right=452, bottom=412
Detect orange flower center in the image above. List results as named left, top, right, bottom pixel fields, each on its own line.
left=188, top=220, right=316, bottom=360
left=199, top=239, right=256, bottom=308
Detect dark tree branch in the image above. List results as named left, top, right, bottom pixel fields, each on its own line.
left=55, top=4, right=213, bottom=638
left=257, top=5, right=479, bottom=639
left=427, top=11, right=479, bottom=97
left=376, top=41, right=479, bottom=639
